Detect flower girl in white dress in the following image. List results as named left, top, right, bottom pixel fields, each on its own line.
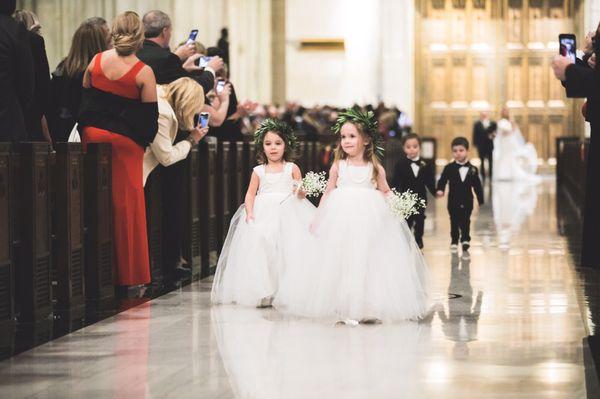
left=211, top=119, right=315, bottom=307
left=277, top=109, right=429, bottom=324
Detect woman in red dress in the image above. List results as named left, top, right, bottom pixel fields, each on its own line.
left=81, top=12, right=157, bottom=287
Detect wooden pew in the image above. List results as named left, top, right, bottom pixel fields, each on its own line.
left=16, top=143, right=52, bottom=323
left=199, top=138, right=218, bottom=277
left=53, top=143, right=85, bottom=320
left=83, top=143, right=114, bottom=304
left=216, top=141, right=232, bottom=250
left=181, top=147, right=202, bottom=279
left=0, top=143, right=15, bottom=355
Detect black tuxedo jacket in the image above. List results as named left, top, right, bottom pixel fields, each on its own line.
left=136, top=40, right=214, bottom=95
left=391, top=158, right=436, bottom=206
left=0, top=15, right=34, bottom=142
left=472, top=120, right=496, bottom=154
left=436, top=161, right=484, bottom=211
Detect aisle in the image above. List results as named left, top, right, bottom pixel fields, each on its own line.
left=0, top=178, right=591, bottom=398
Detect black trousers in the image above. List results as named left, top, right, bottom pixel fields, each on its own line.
left=477, top=148, right=493, bottom=179
left=449, top=207, right=472, bottom=244
left=161, top=132, right=188, bottom=274
left=407, top=213, right=425, bottom=244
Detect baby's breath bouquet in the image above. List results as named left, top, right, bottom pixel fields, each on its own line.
left=388, top=189, right=426, bottom=219
left=281, top=171, right=328, bottom=204
left=296, top=171, right=328, bottom=198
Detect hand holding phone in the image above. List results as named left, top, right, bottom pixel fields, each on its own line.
left=195, top=56, right=213, bottom=68
left=186, top=29, right=198, bottom=45
left=216, top=79, right=226, bottom=94
left=559, top=33, right=576, bottom=63
left=198, top=112, right=210, bottom=128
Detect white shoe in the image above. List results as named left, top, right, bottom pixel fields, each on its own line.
left=450, top=244, right=458, bottom=252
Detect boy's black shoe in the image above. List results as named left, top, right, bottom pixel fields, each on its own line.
left=416, top=238, right=424, bottom=249
left=462, top=241, right=470, bottom=251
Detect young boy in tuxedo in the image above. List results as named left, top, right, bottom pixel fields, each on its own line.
left=436, top=137, right=484, bottom=252
left=391, top=133, right=436, bottom=249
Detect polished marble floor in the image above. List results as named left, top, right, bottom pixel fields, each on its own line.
left=0, top=177, right=595, bottom=398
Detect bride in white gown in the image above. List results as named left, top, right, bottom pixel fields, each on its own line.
left=493, top=108, right=540, bottom=182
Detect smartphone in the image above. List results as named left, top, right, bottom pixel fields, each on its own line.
left=216, top=79, right=226, bottom=94
left=195, top=56, right=212, bottom=68
left=559, top=33, right=576, bottom=63
left=199, top=112, right=210, bottom=128
left=186, top=29, right=198, bottom=44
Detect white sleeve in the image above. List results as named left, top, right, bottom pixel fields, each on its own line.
left=150, top=112, right=192, bottom=167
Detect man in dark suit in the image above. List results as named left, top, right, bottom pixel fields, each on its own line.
left=391, top=133, right=436, bottom=248
left=472, top=111, right=496, bottom=180
left=0, top=0, right=34, bottom=143
left=137, top=10, right=223, bottom=94
left=436, top=137, right=484, bottom=252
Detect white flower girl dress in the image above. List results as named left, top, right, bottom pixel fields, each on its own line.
left=211, top=162, right=316, bottom=307
left=276, top=160, right=429, bottom=322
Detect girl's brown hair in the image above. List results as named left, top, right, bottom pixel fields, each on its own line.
left=256, top=130, right=296, bottom=165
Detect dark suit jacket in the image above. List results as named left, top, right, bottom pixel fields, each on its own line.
left=436, top=161, right=484, bottom=211
left=391, top=158, right=436, bottom=208
left=472, top=120, right=496, bottom=154
left=564, top=62, right=600, bottom=125
left=136, top=40, right=214, bottom=94
left=0, top=15, right=34, bottom=142
left=25, top=31, right=51, bottom=141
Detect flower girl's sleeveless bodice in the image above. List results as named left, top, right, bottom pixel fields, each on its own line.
left=254, top=162, right=294, bottom=195
left=336, top=160, right=376, bottom=190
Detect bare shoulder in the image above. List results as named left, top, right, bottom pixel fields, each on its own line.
left=376, top=163, right=387, bottom=176
left=138, top=64, right=156, bottom=80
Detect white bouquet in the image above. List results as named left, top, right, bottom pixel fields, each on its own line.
left=296, top=171, right=328, bottom=198
left=388, top=189, right=426, bottom=219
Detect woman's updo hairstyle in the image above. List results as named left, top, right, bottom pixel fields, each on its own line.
left=111, top=11, right=145, bottom=56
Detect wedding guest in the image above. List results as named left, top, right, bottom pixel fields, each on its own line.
left=472, top=111, right=496, bottom=180
left=0, top=0, right=33, bottom=142
left=13, top=9, right=52, bottom=145
left=78, top=11, right=158, bottom=289
left=552, top=21, right=600, bottom=268
left=143, top=77, right=208, bottom=185
left=137, top=10, right=223, bottom=94
left=49, top=18, right=110, bottom=142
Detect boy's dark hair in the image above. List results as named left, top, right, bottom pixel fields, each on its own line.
left=451, top=137, right=469, bottom=150
left=402, top=133, right=421, bottom=146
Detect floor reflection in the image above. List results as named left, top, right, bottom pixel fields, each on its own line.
left=436, top=254, right=482, bottom=360
left=211, top=306, right=430, bottom=398
left=492, top=181, right=539, bottom=249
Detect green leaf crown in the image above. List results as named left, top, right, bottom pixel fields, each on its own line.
left=332, top=108, right=385, bottom=161
left=253, top=118, right=298, bottom=151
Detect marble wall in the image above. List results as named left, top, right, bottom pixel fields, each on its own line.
left=285, top=0, right=415, bottom=115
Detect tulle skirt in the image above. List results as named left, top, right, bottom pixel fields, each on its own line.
left=275, top=187, right=430, bottom=322
left=211, top=193, right=316, bottom=307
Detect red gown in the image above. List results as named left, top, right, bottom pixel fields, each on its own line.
left=83, top=52, right=150, bottom=286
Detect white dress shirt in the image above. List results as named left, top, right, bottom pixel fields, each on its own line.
left=409, top=157, right=420, bottom=177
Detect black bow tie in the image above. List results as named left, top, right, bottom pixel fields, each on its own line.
left=410, top=159, right=420, bottom=165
